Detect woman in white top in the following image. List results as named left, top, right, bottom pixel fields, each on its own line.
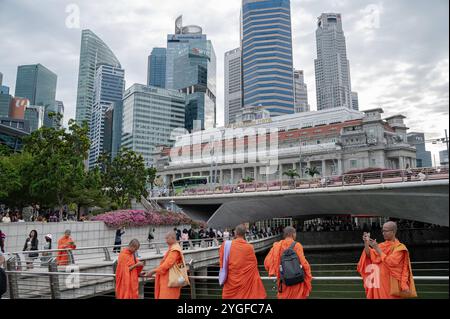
left=1, top=214, right=11, bottom=223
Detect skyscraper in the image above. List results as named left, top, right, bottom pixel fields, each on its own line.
left=88, top=64, right=125, bottom=169
left=147, top=48, right=167, bottom=88
left=75, top=29, right=121, bottom=126
left=315, top=13, right=353, bottom=111
left=351, top=92, right=359, bottom=111
left=121, top=84, right=186, bottom=167
left=224, top=48, right=243, bottom=125
left=241, top=0, right=295, bottom=116
left=111, top=100, right=123, bottom=159
left=168, top=16, right=216, bottom=131
left=15, top=64, right=57, bottom=120
left=294, top=69, right=310, bottom=113
left=407, top=132, right=432, bottom=168
left=24, top=105, right=45, bottom=132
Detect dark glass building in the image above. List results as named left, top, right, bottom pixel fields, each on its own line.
left=147, top=48, right=167, bottom=88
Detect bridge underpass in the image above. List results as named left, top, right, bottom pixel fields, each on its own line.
left=154, top=180, right=449, bottom=228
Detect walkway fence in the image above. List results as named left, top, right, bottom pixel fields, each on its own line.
left=163, top=167, right=449, bottom=197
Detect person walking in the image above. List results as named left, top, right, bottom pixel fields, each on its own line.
left=113, top=226, right=125, bottom=253
left=23, top=230, right=39, bottom=269
left=41, top=234, right=53, bottom=266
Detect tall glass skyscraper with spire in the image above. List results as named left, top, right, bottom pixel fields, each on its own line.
left=75, top=29, right=121, bottom=126
left=241, top=0, right=295, bottom=116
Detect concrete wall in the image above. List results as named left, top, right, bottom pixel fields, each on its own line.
left=0, top=221, right=190, bottom=253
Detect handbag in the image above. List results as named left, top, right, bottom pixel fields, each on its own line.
left=168, top=249, right=190, bottom=288
left=219, top=240, right=232, bottom=286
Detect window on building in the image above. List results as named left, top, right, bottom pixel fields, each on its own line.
left=350, top=160, right=358, bottom=169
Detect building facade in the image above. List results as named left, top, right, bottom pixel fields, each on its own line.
left=315, top=13, right=353, bottom=111
left=0, top=87, right=11, bottom=118
left=111, top=100, right=123, bottom=159
left=147, top=48, right=167, bottom=88
left=88, top=64, right=125, bottom=169
left=224, top=48, right=243, bottom=126
left=351, top=92, right=359, bottom=111
left=167, top=17, right=216, bottom=132
left=153, top=108, right=417, bottom=185
left=294, top=69, right=310, bottom=113
left=407, top=132, right=432, bottom=168
left=241, top=0, right=295, bottom=116
left=15, top=64, right=57, bottom=127
left=24, top=105, right=45, bottom=132
left=75, top=29, right=121, bottom=126
left=440, top=150, right=449, bottom=166
left=121, top=84, right=186, bottom=167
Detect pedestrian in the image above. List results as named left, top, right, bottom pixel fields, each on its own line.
left=405, top=164, right=413, bottom=182
left=264, top=226, right=312, bottom=299
left=0, top=252, right=7, bottom=299
left=0, top=230, right=5, bottom=253
left=147, top=228, right=155, bottom=243
left=181, top=229, right=189, bottom=250
left=223, top=228, right=230, bottom=241
left=115, top=239, right=145, bottom=299
left=113, top=226, right=125, bottom=253
left=57, top=230, right=76, bottom=266
left=1, top=213, right=11, bottom=223
left=148, top=231, right=188, bottom=299
left=41, top=234, right=52, bottom=266
left=23, top=230, right=39, bottom=269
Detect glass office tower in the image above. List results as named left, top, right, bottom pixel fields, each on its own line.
left=75, top=29, right=121, bottom=126
left=241, top=0, right=295, bottom=116
left=147, top=48, right=167, bottom=88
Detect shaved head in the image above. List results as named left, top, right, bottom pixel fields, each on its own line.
left=382, top=221, right=398, bottom=241
left=235, top=224, right=247, bottom=238
left=165, top=231, right=177, bottom=246
left=283, top=226, right=297, bottom=239
left=128, top=239, right=140, bottom=253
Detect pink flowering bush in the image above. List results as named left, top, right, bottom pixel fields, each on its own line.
left=92, top=209, right=195, bottom=228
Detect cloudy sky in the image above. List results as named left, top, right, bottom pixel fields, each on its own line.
left=0, top=0, right=448, bottom=161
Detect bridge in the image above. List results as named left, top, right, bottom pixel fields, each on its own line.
left=152, top=168, right=450, bottom=228
left=3, top=233, right=280, bottom=299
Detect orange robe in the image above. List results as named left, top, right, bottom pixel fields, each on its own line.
left=264, top=239, right=312, bottom=299
left=115, top=248, right=143, bottom=299
left=219, top=238, right=266, bottom=299
left=357, top=239, right=417, bottom=299
left=154, top=243, right=183, bottom=299
left=56, top=236, right=76, bottom=266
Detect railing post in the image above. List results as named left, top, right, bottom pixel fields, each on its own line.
left=48, top=259, right=61, bottom=299
left=380, top=171, right=384, bottom=184
left=360, top=173, right=364, bottom=185
left=103, top=247, right=111, bottom=261
left=6, top=256, right=19, bottom=299
left=401, top=170, right=405, bottom=182
left=190, top=261, right=197, bottom=300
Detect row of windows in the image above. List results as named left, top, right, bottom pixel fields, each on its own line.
left=243, top=46, right=292, bottom=60
left=243, top=40, right=292, bottom=53
left=243, top=23, right=291, bottom=37
left=244, top=70, right=292, bottom=82
left=245, top=80, right=294, bottom=93
left=243, top=30, right=292, bottom=43
left=245, top=93, right=294, bottom=104
left=244, top=63, right=293, bottom=77
left=243, top=52, right=292, bottom=66
left=243, top=58, right=292, bottom=71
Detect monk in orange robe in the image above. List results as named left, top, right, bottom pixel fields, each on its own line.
left=57, top=230, right=76, bottom=266
left=357, top=221, right=417, bottom=299
left=115, top=239, right=145, bottom=299
left=219, top=224, right=266, bottom=299
left=264, top=226, right=312, bottom=299
left=148, top=231, right=184, bottom=299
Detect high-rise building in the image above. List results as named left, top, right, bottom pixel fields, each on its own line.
left=351, top=92, right=359, bottom=111
left=315, top=13, right=353, bottom=111
left=168, top=16, right=216, bottom=131
left=439, top=150, right=449, bottom=166
left=407, top=132, right=432, bottom=168
left=147, top=48, right=167, bottom=88
left=24, top=105, right=45, bottom=132
left=0, top=87, right=11, bottom=118
left=294, top=69, right=310, bottom=113
left=75, top=29, right=121, bottom=126
left=88, top=64, right=125, bottom=169
left=103, top=105, right=114, bottom=156
left=224, top=48, right=243, bottom=126
left=111, top=100, right=123, bottom=159
left=121, top=84, right=186, bottom=167
left=0, top=72, right=3, bottom=86
left=241, top=0, right=295, bottom=116
left=15, top=64, right=57, bottom=123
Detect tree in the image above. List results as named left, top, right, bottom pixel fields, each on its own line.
left=98, top=148, right=149, bottom=209
left=305, top=166, right=320, bottom=179
left=0, top=155, right=21, bottom=200
left=283, top=169, right=300, bottom=180
left=242, top=177, right=255, bottom=183
left=23, top=118, right=90, bottom=217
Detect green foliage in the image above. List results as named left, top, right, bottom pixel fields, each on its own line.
left=283, top=169, right=300, bottom=180
left=305, top=166, right=321, bottom=178
left=98, top=148, right=149, bottom=209
left=242, top=176, right=255, bottom=183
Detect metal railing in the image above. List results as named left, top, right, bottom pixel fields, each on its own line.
left=163, top=166, right=449, bottom=197
left=4, top=261, right=448, bottom=299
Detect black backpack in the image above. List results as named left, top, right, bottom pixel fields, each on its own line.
left=279, top=242, right=304, bottom=292
left=0, top=268, right=7, bottom=297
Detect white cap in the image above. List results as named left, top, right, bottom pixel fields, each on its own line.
left=45, top=234, right=52, bottom=240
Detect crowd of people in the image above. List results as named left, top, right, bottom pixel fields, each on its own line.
left=0, top=205, right=90, bottom=224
